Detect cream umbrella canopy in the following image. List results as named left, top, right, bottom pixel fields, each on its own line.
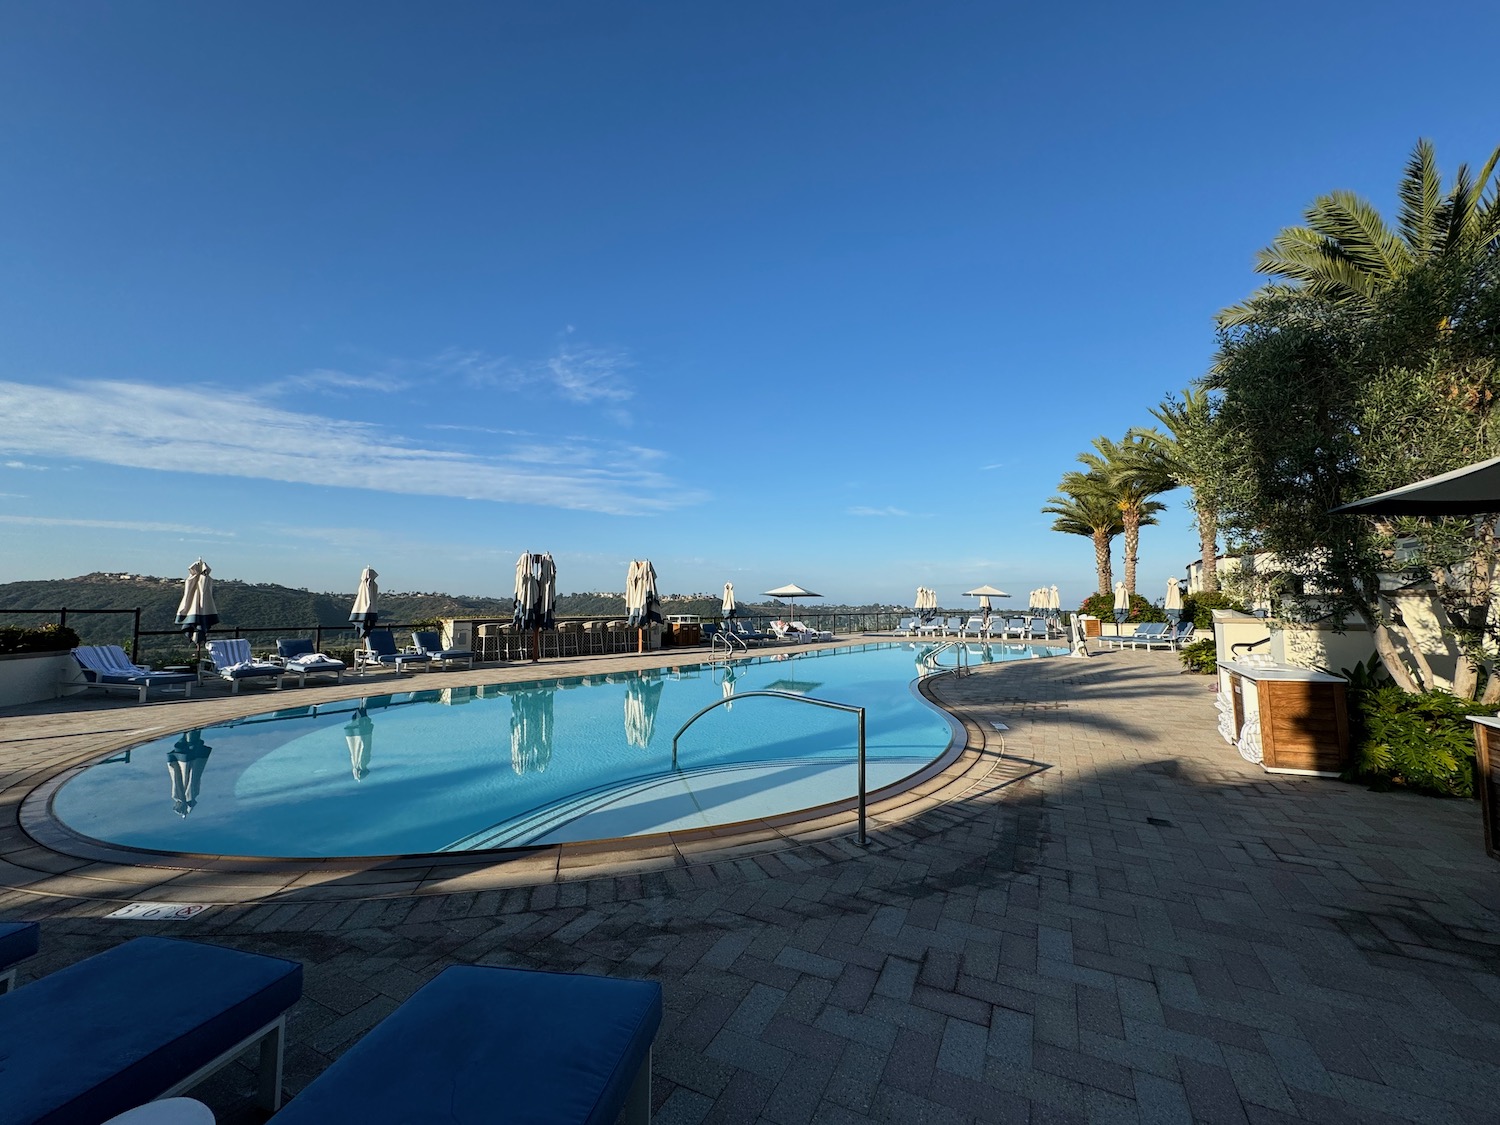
left=1049, top=585, right=1061, bottom=617
left=349, top=567, right=379, bottom=639
left=175, top=558, right=219, bottom=645
left=1164, top=578, right=1184, bottom=623
left=722, top=582, right=736, bottom=619
left=764, top=583, right=821, bottom=625
left=1113, top=581, right=1130, bottom=629
left=964, top=584, right=1010, bottom=630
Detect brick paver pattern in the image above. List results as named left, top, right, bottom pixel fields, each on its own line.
left=2, top=645, right=1499, bottom=1123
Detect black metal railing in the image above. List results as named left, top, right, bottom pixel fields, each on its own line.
left=5, top=606, right=929, bottom=667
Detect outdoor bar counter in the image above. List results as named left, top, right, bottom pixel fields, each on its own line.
left=1466, top=716, right=1500, bottom=860
left=1216, top=660, right=1350, bottom=776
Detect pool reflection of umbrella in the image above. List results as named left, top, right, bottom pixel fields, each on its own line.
left=764, top=677, right=823, bottom=694
left=624, top=672, right=665, bottom=749
left=510, top=687, right=555, bottom=775
left=350, top=567, right=379, bottom=639
left=167, top=730, right=213, bottom=816
left=1164, top=578, right=1183, bottom=623
left=718, top=663, right=738, bottom=710
left=343, top=707, right=374, bottom=780
left=175, top=558, right=219, bottom=655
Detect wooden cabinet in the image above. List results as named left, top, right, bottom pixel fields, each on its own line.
left=1467, top=717, right=1500, bottom=860
left=1217, top=661, right=1350, bottom=776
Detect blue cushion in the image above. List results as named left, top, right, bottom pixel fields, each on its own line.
left=0, top=920, right=39, bottom=968
left=0, top=936, right=302, bottom=1125
left=271, top=966, right=662, bottom=1124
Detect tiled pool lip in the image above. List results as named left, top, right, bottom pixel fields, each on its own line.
left=1, top=637, right=1040, bottom=903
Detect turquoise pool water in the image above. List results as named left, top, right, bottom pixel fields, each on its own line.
left=50, top=641, right=1061, bottom=858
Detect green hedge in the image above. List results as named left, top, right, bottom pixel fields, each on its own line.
left=1077, top=592, right=1164, bottom=623
left=1346, top=683, right=1493, bottom=797
left=0, top=623, right=82, bottom=654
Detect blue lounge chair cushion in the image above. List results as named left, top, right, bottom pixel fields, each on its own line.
left=0, top=919, right=39, bottom=969
left=275, top=639, right=345, bottom=670
left=363, top=629, right=430, bottom=669
left=270, top=965, right=662, bottom=1125
left=0, top=936, right=302, bottom=1125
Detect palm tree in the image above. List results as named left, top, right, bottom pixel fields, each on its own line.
left=1074, top=437, right=1170, bottom=596
left=1219, top=138, right=1500, bottom=327
left=1130, top=386, right=1222, bottom=592
left=1043, top=475, right=1125, bottom=595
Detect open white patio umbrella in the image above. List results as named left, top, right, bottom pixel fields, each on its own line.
left=175, top=558, right=220, bottom=646
left=349, top=567, right=379, bottom=639
left=964, top=584, right=1010, bottom=630
left=343, top=708, right=373, bottom=781
left=1164, top=578, right=1183, bottom=623
left=764, top=583, right=821, bottom=624
left=1113, top=581, right=1130, bottom=626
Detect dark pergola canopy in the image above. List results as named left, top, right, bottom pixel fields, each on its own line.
left=1331, top=455, right=1500, bottom=517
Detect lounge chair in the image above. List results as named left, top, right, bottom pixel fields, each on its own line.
left=268, top=966, right=662, bottom=1125
left=0, top=936, right=301, bottom=1120
left=916, top=617, right=944, bottom=637
left=69, top=646, right=198, bottom=703
left=204, top=638, right=287, bottom=692
left=1102, top=622, right=1167, bottom=649
left=790, top=620, right=833, bottom=641
left=1165, top=620, right=1196, bottom=649
left=1027, top=618, right=1049, bottom=641
left=999, top=617, right=1027, bottom=639
left=732, top=620, right=769, bottom=646
left=960, top=616, right=985, bottom=639
left=0, top=920, right=38, bottom=994
left=894, top=617, right=917, bottom=636
left=274, top=638, right=346, bottom=685
left=355, top=629, right=432, bottom=675
left=411, top=630, right=475, bottom=670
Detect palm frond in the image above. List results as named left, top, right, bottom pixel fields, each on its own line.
left=1397, top=138, right=1441, bottom=255
left=1305, top=191, right=1410, bottom=285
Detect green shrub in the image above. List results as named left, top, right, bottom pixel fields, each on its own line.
left=1345, top=684, right=1492, bottom=797
left=0, top=623, right=82, bottom=654
left=1178, top=637, right=1217, bottom=674
left=1181, top=591, right=1248, bottom=629
left=1077, top=592, right=1164, bottom=623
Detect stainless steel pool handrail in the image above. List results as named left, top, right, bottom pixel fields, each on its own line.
left=670, top=690, right=869, bottom=845
left=921, top=639, right=968, bottom=677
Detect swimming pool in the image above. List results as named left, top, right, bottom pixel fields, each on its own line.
left=49, top=641, right=1062, bottom=859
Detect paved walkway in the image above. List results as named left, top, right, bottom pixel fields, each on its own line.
left=3, top=646, right=1499, bottom=1123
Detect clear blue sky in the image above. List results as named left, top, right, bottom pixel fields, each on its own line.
left=2, top=2, right=1497, bottom=608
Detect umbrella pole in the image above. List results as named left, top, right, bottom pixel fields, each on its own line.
left=532, top=628, right=540, bottom=663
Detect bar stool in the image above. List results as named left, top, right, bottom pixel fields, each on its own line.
left=555, top=621, right=581, bottom=657
left=581, top=620, right=605, bottom=654
left=605, top=621, right=627, bottom=653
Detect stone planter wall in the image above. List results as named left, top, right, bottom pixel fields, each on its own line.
left=0, top=651, right=74, bottom=710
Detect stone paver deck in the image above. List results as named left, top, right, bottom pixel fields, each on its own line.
left=2, top=643, right=1499, bottom=1123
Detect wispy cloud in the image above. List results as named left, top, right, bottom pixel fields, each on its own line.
left=4, top=460, right=47, bottom=470
left=545, top=342, right=634, bottom=405
left=0, top=514, right=235, bottom=535
left=848, top=506, right=911, bottom=517
left=0, top=380, right=703, bottom=515
left=980, top=462, right=1004, bottom=471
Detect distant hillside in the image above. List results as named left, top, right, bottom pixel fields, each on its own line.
left=0, top=573, right=895, bottom=646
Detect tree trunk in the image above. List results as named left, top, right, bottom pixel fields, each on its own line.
left=1092, top=531, right=1113, bottom=595
left=1359, top=604, right=1423, bottom=693
left=1196, top=500, right=1219, bottom=593
left=1122, top=511, right=1139, bottom=596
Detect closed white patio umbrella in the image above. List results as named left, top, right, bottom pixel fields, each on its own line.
left=1049, top=585, right=1061, bottom=617
left=722, top=582, right=736, bottom=619
left=1113, top=581, right=1130, bottom=629
left=350, top=567, right=379, bottom=639
left=1164, top=578, right=1183, bottom=623
left=175, top=558, right=219, bottom=646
